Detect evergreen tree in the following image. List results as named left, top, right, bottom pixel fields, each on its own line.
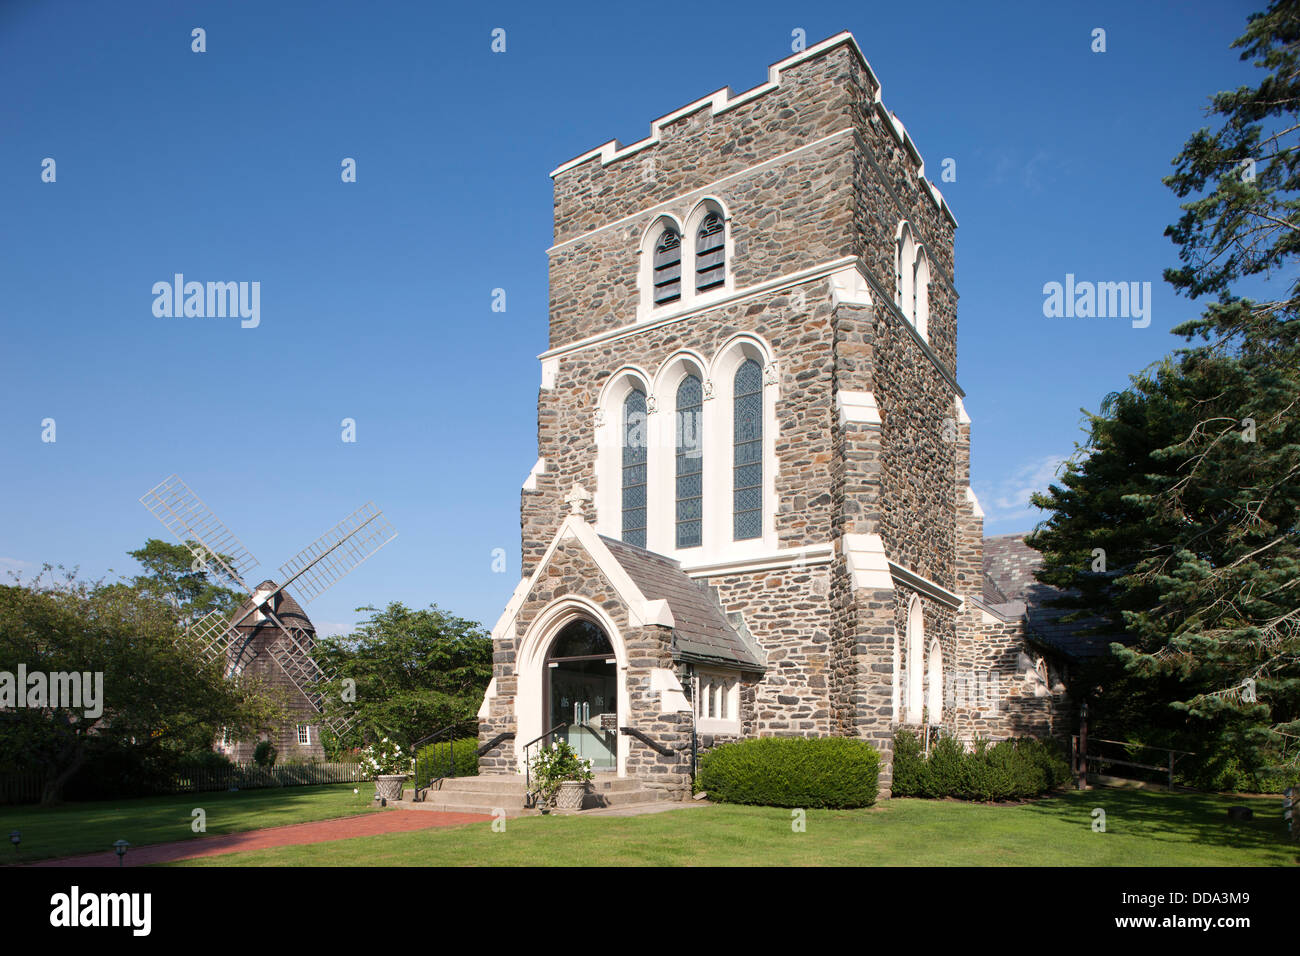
left=1030, top=1, right=1300, bottom=788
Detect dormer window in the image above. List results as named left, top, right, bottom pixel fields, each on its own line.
left=652, top=229, right=682, bottom=305
left=695, top=213, right=725, bottom=293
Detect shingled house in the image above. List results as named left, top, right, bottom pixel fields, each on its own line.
left=474, top=32, right=1072, bottom=799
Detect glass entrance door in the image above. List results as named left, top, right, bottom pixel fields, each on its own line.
left=544, top=619, right=618, bottom=772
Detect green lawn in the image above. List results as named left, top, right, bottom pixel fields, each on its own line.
left=0, top=783, right=375, bottom=862
left=173, top=788, right=1298, bottom=867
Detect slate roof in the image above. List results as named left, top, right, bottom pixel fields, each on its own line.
left=982, top=535, right=1123, bottom=661
left=600, top=536, right=765, bottom=671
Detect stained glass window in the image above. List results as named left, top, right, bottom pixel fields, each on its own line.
left=675, top=375, right=703, bottom=548
left=622, top=390, right=648, bottom=547
left=733, top=359, right=763, bottom=540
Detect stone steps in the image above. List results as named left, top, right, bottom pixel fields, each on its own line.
left=397, top=773, right=675, bottom=813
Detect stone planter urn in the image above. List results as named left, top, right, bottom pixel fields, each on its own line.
left=374, top=774, right=409, bottom=802
left=555, top=780, right=588, bottom=811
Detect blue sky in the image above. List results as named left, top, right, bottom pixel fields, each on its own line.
left=0, top=0, right=1264, bottom=635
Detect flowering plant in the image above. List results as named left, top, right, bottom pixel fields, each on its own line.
left=358, top=737, right=411, bottom=778
left=529, top=739, right=594, bottom=808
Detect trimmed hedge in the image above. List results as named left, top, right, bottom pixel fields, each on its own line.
left=892, top=730, right=1070, bottom=801
left=696, top=736, right=881, bottom=808
left=414, top=736, right=479, bottom=785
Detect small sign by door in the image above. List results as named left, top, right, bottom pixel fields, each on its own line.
left=600, top=713, right=617, bottom=731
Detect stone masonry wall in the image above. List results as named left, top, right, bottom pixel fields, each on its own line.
left=704, top=564, right=835, bottom=737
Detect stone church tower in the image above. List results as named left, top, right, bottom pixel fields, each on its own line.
left=477, top=32, right=1067, bottom=798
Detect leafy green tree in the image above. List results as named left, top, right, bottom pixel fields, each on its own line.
left=126, top=538, right=244, bottom=627
left=1030, top=2, right=1300, bottom=788
left=313, top=602, right=492, bottom=755
left=0, top=570, right=281, bottom=804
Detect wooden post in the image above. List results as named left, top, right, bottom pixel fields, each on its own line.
left=1167, top=751, right=1174, bottom=789
left=1077, top=701, right=1089, bottom=790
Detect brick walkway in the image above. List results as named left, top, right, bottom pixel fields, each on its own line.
left=30, top=809, right=491, bottom=867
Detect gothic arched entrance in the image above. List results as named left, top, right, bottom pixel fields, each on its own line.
left=543, top=619, right=619, bottom=770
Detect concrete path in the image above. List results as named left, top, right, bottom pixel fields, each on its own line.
left=29, top=809, right=491, bottom=867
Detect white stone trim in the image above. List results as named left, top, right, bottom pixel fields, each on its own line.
left=829, top=265, right=873, bottom=308
left=954, top=395, right=971, bottom=426
left=476, top=677, right=497, bottom=720
left=842, top=533, right=893, bottom=591
left=650, top=667, right=693, bottom=714
left=681, top=542, right=833, bottom=577
left=965, top=486, right=984, bottom=519
left=540, top=255, right=857, bottom=361
left=540, top=356, right=559, bottom=390
left=836, top=390, right=882, bottom=427
left=523, top=457, right=545, bottom=492
left=490, top=576, right=533, bottom=644
left=888, top=561, right=964, bottom=611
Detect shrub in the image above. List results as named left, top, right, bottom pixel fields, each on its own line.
left=415, top=736, right=480, bottom=785
left=696, top=736, right=881, bottom=808
left=253, top=740, right=277, bottom=768
left=891, top=730, right=1069, bottom=801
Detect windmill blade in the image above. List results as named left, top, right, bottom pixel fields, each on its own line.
left=260, top=607, right=358, bottom=739
left=140, top=474, right=259, bottom=593
left=182, top=609, right=257, bottom=677
left=277, top=501, right=397, bottom=604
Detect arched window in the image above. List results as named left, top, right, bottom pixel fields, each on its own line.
left=652, top=228, right=682, bottom=305
left=622, top=390, right=647, bottom=548
left=897, top=224, right=916, bottom=323
left=927, top=640, right=944, bottom=723
left=675, top=375, right=703, bottom=548
left=732, top=359, right=763, bottom=541
left=906, top=596, right=924, bottom=724
left=695, top=213, right=725, bottom=293
left=913, top=248, right=930, bottom=341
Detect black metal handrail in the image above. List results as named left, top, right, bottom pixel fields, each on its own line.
left=410, top=722, right=474, bottom=803
left=521, top=723, right=569, bottom=808
left=476, top=731, right=514, bottom=757
left=620, top=726, right=675, bottom=757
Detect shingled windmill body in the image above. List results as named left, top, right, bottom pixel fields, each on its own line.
left=140, top=475, right=397, bottom=759
left=225, top=581, right=327, bottom=761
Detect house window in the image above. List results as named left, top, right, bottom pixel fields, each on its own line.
left=675, top=375, right=703, bottom=548
left=220, top=727, right=232, bottom=748
left=622, top=389, right=648, bottom=548
left=696, top=671, right=740, bottom=730
left=297, top=724, right=311, bottom=746
left=695, top=213, right=725, bottom=293
left=733, top=359, right=763, bottom=540
left=652, top=229, right=682, bottom=305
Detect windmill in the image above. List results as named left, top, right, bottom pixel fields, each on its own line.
left=139, top=474, right=397, bottom=743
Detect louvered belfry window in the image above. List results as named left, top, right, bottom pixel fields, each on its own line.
left=622, top=390, right=648, bottom=548
left=695, top=213, right=725, bottom=292
left=675, top=375, right=704, bottom=549
left=733, top=359, right=763, bottom=540
left=653, top=229, right=682, bottom=305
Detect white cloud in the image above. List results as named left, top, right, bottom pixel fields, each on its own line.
left=0, top=556, right=30, bottom=576
left=974, top=453, right=1072, bottom=531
